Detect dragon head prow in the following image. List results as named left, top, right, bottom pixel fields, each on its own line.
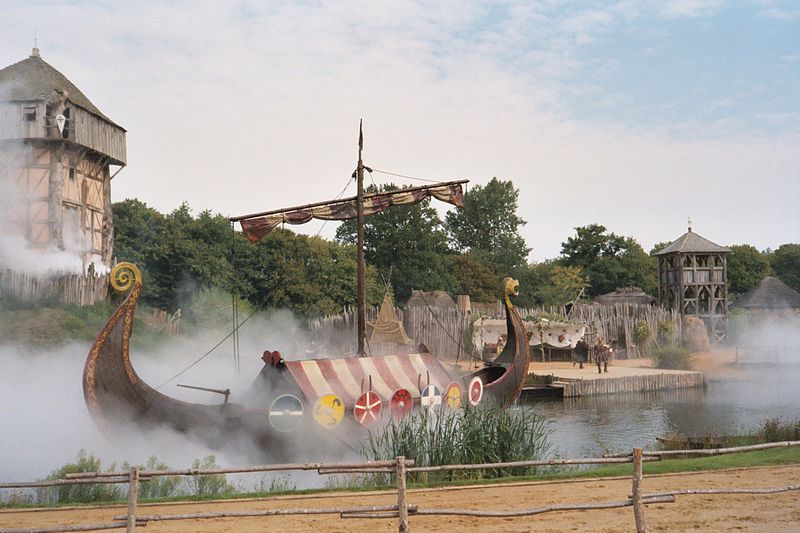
left=501, top=277, right=520, bottom=304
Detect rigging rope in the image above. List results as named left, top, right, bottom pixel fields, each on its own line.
left=370, top=168, right=445, bottom=184
left=313, top=175, right=355, bottom=238
left=416, top=291, right=487, bottom=366
left=155, top=309, right=258, bottom=390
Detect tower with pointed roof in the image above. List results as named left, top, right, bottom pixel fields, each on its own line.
left=652, top=226, right=730, bottom=341
left=0, top=47, right=126, bottom=269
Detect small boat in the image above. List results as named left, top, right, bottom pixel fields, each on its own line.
left=83, top=263, right=530, bottom=449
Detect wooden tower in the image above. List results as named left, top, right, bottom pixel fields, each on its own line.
left=0, top=48, right=126, bottom=270
left=652, top=226, right=730, bottom=342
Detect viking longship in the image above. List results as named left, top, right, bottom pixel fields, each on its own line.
left=83, top=125, right=531, bottom=448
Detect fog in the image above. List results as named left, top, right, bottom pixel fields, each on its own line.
left=0, top=310, right=358, bottom=487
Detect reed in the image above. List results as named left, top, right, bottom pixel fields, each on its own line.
left=362, top=404, right=550, bottom=482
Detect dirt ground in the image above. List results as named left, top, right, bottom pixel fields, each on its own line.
left=2, top=465, right=799, bottom=532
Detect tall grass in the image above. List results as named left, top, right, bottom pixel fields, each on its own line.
left=363, top=404, right=550, bottom=482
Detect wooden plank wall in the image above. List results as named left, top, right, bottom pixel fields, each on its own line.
left=559, top=372, right=705, bottom=397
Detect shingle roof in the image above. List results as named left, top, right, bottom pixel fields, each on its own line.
left=0, top=49, right=120, bottom=127
left=731, top=276, right=800, bottom=309
left=652, top=229, right=730, bottom=256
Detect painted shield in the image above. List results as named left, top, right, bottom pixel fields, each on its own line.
left=444, top=382, right=463, bottom=410
left=313, top=394, right=345, bottom=429
left=468, top=376, right=484, bottom=406
left=354, top=391, right=382, bottom=426
left=268, top=394, right=304, bottom=433
left=389, top=388, right=413, bottom=419
left=420, top=384, right=441, bottom=410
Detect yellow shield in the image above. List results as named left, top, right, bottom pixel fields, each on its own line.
left=313, top=394, right=345, bottom=428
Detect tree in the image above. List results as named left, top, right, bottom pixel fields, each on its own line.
left=560, top=225, right=657, bottom=297
left=236, top=228, right=382, bottom=316
left=336, top=183, right=453, bottom=302
left=771, top=243, right=800, bottom=292
left=538, top=264, right=589, bottom=307
left=727, top=244, right=770, bottom=296
left=444, top=178, right=531, bottom=274
left=442, top=252, right=500, bottom=304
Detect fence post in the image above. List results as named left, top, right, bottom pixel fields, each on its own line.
left=632, top=448, right=646, bottom=533
left=126, top=467, right=140, bottom=533
left=396, top=456, right=409, bottom=532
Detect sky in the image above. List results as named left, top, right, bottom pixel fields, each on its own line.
left=1, top=0, right=798, bottom=261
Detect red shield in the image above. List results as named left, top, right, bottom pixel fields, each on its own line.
left=354, top=391, right=383, bottom=426
left=468, top=376, right=484, bottom=406
left=389, top=388, right=413, bottom=419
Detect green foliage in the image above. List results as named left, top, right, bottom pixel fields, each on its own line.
left=543, top=264, right=589, bottom=306
left=237, top=229, right=382, bottom=316
left=336, top=183, right=453, bottom=302
left=650, top=346, right=693, bottom=370
left=727, top=244, right=770, bottom=296
left=560, top=225, right=657, bottom=297
left=657, top=319, right=677, bottom=345
left=363, top=405, right=550, bottom=482
left=113, top=199, right=382, bottom=317
left=122, top=456, right=182, bottom=499
left=38, top=451, right=120, bottom=504
left=632, top=321, right=652, bottom=355
left=445, top=178, right=531, bottom=274
left=188, top=455, right=235, bottom=496
left=442, top=252, right=500, bottom=304
left=771, top=243, right=800, bottom=292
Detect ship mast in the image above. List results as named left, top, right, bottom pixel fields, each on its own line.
left=355, top=120, right=367, bottom=356
left=230, top=125, right=467, bottom=359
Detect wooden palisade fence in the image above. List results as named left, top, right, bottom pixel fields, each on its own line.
left=2, top=441, right=799, bottom=533
left=309, top=301, right=681, bottom=362
left=0, top=270, right=109, bottom=307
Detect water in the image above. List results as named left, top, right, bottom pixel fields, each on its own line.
left=527, top=367, right=800, bottom=458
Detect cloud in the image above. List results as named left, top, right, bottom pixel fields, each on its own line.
left=0, top=1, right=796, bottom=261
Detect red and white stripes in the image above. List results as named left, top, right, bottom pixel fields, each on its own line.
left=285, top=354, right=454, bottom=406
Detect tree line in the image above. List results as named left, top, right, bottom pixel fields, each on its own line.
left=112, top=178, right=799, bottom=318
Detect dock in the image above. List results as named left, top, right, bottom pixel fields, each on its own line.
left=521, top=361, right=705, bottom=399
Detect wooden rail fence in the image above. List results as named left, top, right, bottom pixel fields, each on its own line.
left=2, top=441, right=799, bottom=533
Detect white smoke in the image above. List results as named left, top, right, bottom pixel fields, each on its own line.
left=0, top=309, right=357, bottom=489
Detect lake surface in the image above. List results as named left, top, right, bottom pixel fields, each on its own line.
left=525, top=366, right=800, bottom=458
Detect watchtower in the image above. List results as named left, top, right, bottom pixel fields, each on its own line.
left=0, top=48, right=126, bottom=269
left=652, top=226, right=730, bottom=341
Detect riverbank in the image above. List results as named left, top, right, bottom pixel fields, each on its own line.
left=3, top=464, right=798, bottom=532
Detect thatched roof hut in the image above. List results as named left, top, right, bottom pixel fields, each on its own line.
left=731, top=277, right=800, bottom=310
left=593, top=287, right=656, bottom=306
left=405, top=289, right=457, bottom=310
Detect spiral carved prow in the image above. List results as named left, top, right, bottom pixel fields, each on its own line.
left=110, top=262, right=142, bottom=293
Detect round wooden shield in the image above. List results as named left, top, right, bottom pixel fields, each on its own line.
left=420, top=384, right=441, bottom=410
left=468, top=376, right=483, bottom=406
left=313, top=394, right=345, bottom=429
left=389, top=388, right=413, bottom=419
left=268, top=394, right=304, bottom=433
left=444, top=382, right=463, bottom=410
left=353, top=391, right=382, bottom=426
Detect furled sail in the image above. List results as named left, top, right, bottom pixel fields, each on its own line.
left=238, top=182, right=464, bottom=243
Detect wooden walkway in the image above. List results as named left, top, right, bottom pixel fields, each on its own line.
left=525, top=361, right=705, bottom=398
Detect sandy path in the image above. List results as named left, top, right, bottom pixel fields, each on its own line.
left=2, top=465, right=798, bottom=532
